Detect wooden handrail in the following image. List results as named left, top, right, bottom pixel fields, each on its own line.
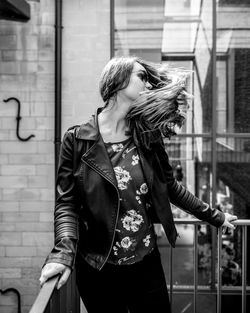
left=29, top=275, right=60, bottom=313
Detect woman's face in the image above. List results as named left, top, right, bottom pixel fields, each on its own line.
left=118, top=62, right=151, bottom=103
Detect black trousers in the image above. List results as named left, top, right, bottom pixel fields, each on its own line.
left=75, top=248, right=171, bottom=313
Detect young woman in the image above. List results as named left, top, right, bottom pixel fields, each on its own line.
left=39, top=56, right=237, bottom=313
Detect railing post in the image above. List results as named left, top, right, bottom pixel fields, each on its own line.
left=242, top=226, right=247, bottom=313
left=217, top=227, right=222, bottom=313
left=169, top=245, right=173, bottom=311
left=194, top=224, right=198, bottom=313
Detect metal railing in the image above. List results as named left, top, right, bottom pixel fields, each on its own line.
left=168, top=219, right=249, bottom=313
left=29, top=219, right=249, bottom=313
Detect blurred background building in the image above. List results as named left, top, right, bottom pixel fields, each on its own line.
left=0, top=0, right=249, bottom=312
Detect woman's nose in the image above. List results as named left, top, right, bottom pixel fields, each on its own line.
left=145, top=81, right=152, bottom=89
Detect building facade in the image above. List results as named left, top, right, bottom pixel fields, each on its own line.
left=0, top=1, right=109, bottom=312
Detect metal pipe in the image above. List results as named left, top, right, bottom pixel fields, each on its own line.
left=54, top=0, right=63, bottom=183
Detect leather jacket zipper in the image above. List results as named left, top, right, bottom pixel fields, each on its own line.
left=81, top=159, right=120, bottom=270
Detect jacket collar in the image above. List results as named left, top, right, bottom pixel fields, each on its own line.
left=75, top=108, right=102, bottom=141
left=75, top=107, right=140, bottom=145
left=77, top=108, right=155, bottom=189
left=75, top=107, right=160, bottom=153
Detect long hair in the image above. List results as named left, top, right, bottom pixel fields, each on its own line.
left=99, top=56, right=166, bottom=104
left=99, top=56, right=191, bottom=147
left=99, top=56, right=135, bottom=104
left=126, top=61, right=192, bottom=148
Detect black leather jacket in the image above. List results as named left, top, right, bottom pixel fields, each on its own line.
left=45, top=110, right=225, bottom=270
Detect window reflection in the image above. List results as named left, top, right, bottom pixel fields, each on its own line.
left=114, top=0, right=250, bottom=308
left=217, top=1, right=250, bottom=133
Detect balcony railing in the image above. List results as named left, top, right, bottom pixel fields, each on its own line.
left=29, top=219, right=249, bottom=313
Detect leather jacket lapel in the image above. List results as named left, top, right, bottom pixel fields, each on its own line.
left=81, top=135, right=118, bottom=187
left=76, top=108, right=154, bottom=189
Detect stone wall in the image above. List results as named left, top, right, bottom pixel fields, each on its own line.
left=0, top=1, right=110, bottom=312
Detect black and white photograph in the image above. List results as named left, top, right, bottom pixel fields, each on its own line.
left=0, top=1, right=249, bottom=312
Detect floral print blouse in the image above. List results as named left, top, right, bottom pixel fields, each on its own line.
left=105, top=137, right=156, bottom=265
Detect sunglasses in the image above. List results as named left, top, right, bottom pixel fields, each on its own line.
left=133, top=70, right=149, bottom=83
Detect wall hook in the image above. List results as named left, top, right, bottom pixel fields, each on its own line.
left=3, top=97, right=35, bottom=141
left=0, top=288, right=21, bottom=313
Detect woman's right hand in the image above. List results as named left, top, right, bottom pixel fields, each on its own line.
left=39, top=263, right=71, bottom=290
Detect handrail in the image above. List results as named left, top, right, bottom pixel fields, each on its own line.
left=29, top=275, right=60, bottom=313
left=0, top=288, right=21, bottom=313
left=29, top=219, right=249, bottom=313
left=174, top=218, right=250, bottom=226
left=170, top=218, right=250, bottom=313
left=29, top=270, right=81, bottom=313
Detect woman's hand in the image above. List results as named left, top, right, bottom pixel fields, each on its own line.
left=222, top=212, right=238, bottom=231
left=39, top=263, right=71, bottom=290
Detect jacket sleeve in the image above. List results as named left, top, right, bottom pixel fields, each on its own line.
left=157, top=142, right=225, bottom=228
left=44, top=130, right=79, bottom=269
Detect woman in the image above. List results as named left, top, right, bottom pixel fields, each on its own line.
left=40, top=56, right=237, bottom=313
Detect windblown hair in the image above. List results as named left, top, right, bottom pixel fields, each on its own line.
left=126, top=62, right=192, bottom=148
left=99, top=56, right=166, bottom=104
left=99, top=56, right=191, bottom=147
left=99, top=57, right=135, bottom=104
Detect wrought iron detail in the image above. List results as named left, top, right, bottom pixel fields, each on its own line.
left=3, top=97, right=35, bottom=141
left=0, top=288, right=21, bottom=313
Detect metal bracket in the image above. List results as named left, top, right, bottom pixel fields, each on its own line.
left=0, top=288, right=21, bottom=313
left=3, top=97, right=35, bottom=141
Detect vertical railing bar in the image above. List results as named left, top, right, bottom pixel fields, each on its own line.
left=55, top=289, right=60, bottom=313
left=211, top=0, right=218, bottom=292
left=217, top=228, right=222, bottom=313
left=110, top=0, right=115, bottom=58
left=170, top=245, right=173, bottom=311
left=194, top=224, right=198, bottom=313
left=242, top=226, right=247, bottom=313
left=73, top=270, right=80, bottom=313
left=66, top=273, right=71, bottom=313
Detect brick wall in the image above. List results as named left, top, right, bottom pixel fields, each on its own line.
left=62, top=0, right=110, bottom=131
left=0, top=0, right=110, bottom=312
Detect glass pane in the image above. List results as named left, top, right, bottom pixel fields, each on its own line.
left=162, top=0, right=201, bottom=54
left=216, top=137, right=250, bottom=219
left=159, top=137, right=214, bottom=286
left=217, top=0, right=250, bottom=133
left=172, top=294, right=216, bottom=313
left=114, top=0, right=165, bottom=60
left=165, top=136, right=212, bottom=203
left=221, top=294, right=247, bottom=313
left=159, top=228, right=195, bottom=285
left=197, top=294, right=216, bottom=313
left=162, top=60, right=194, bottom=135
left=216, top=137, right=250, bottom=290
left=172, top=294, right=193, bottom=313
left=114, top=1, right=213, bottom=133
left=194, top=1, right=213, bottom=133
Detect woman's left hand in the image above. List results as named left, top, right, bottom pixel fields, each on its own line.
left=222, top=212, right=238, bottom=230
